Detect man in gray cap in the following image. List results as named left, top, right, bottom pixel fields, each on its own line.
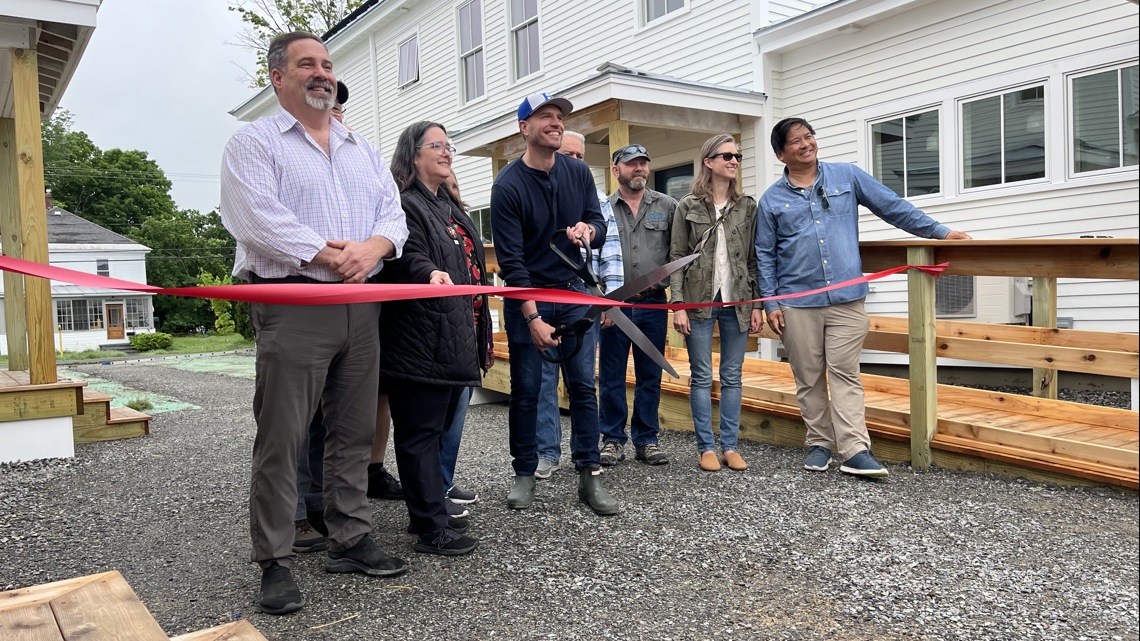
left=490, top=91, right=619, bottom=516
left=597, top=145, right=677, bottom=467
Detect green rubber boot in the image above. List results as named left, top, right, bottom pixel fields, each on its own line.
left=578, top=466, right=619, bottom=516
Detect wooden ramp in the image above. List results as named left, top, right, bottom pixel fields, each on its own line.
left=0, top=571, right=267, bottom=641
left=485, top=341, right=1139, bottom=490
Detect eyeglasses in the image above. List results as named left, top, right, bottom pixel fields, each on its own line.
left=708, top=152, right=743, bottom=162
left=612, top=144, right=648, bottom=163
left=817, top=185, right=830, bottom=211
left=420, top=141, right=456, bottom=156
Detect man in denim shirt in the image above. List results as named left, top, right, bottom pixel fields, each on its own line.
left=756, top=117, right=971, bottom=477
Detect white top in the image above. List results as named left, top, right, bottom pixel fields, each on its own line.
left=712, top=203, right=733, bottom=303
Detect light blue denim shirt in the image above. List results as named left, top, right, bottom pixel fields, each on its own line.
left=755, top=161, right=950, bottom=312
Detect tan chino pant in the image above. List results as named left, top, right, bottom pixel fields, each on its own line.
left=779, top=299, right=872, bottom=461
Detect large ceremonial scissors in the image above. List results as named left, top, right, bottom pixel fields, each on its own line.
left=539, top=232, right=698, bottom=378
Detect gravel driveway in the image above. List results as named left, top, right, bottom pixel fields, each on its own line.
left=1, top=354, right=1136, bottom=641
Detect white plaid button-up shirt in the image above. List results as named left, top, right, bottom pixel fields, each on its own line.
left=220, top=108, right=407, bottom=282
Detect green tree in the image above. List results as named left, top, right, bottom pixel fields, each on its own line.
left=229, top=0, right=364, bottom=88
left=42, top=111, right=177, bottom=233
left=129, top=209, right=237, bottom=335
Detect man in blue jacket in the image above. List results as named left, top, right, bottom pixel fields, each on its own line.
left=756, top=117, right=971, bottom=478
left=490, top=92, right=618, bottom=516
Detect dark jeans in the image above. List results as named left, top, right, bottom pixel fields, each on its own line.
left=440, top=386, right=471, bottom=490
left=598, top=291, right=668, bottom=447
left=388, top=380, right=463, bottom=535
left=505, top=281, right=600, bottom=474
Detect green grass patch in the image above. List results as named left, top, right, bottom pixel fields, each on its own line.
left=0, top=349, right=127, bottom=366
left=145, top=333, right=254, bottom=355
left=125, top=398, right=154, bottom=411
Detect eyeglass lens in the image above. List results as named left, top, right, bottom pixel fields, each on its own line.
left=712, top=152, right=742, bottom=162
left=817, top=186, right=830, bottom=210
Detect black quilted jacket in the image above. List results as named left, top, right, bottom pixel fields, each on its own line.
left=378, top=179, right=489, bottom=386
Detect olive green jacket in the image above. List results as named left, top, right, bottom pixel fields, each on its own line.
left=668, top=193, right=760, bottom=332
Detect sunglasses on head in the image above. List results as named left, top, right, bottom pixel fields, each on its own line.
left=612, top=144, right=648, bottom=163
left=708, top=152, right=743, bottom=162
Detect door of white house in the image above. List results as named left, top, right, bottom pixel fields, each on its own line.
left=106, top=303, right=125, bottom=340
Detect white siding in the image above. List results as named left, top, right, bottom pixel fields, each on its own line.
left=768, top=0, right=826, bottom=24
left=321, top=0, right=759, bottom=208
left=762, top=0, right=1139, bottom=333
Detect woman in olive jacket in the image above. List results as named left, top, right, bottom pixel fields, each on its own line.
left=379, top=121, right=490, bottom=557
left=668, top=134, right=764, bottom=473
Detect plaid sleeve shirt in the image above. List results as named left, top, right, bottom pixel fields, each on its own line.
left=219, top=108, right=408, bottom=282
left=589, top=188, right=624, bottom=292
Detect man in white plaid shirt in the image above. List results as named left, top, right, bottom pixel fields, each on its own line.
left=219, top=31, right=408, bottom=615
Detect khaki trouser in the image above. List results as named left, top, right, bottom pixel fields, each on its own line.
left=248, top=301, right=380, bottom=568
left=779, top=299, right=871, bottom=461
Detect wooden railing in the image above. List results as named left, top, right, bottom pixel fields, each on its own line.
left=486, top=239, right=1140, bottom=472
left=860, top=238, right=1139, bottom=470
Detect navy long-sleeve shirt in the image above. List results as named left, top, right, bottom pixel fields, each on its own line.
left=490, top=154, right=605, bottom=288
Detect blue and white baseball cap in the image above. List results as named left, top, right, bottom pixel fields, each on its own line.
left=517, top=91, right=573, bottom=121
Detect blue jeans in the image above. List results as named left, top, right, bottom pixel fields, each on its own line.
left=505, top=282, right=600, bottom=474
left=440, top=386, right=471, bottom=491
left=686, top=304, right=748, bottom=453
left=598, top=292, right=668, bottom=447
left=535, top=359, right=563, bottom=462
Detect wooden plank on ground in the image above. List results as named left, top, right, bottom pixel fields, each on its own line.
left=169, top=620, right=270, bottom=641
left=49, top=571, right=168, bottom=641
left=0, top=602, right=64, bottom=641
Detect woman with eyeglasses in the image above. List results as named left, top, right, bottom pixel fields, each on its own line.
left=668, top=134, right=764, bottom=472
left=377, top=121, right=489, bottom=556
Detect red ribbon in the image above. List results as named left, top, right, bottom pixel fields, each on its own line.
left=0, top=255, right=946, bottom=309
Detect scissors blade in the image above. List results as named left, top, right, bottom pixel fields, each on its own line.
left=605, top=307, right=680, bottom=379
left=586, top=253, right=700, bottom=317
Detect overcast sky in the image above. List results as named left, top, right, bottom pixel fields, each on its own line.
left=59, top=0, right=264, bottom=214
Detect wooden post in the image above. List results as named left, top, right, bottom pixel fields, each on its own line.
left=11, top=49, right=57, bottom=384
left=606, top=120, right=629, bottom=195
left=0, top=118, right=30, bottom=371
left=906, top=246, right=937, bottom=470
left=1031, top=276, right=1059, bottom=399
left=491, top=157, right=508, bottom=181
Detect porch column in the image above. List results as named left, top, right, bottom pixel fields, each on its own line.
left=0, top=117, right=29, bottom=370
left=11, top=49, right=56, bottom=384
left=606, top=120, right=629, bottom=195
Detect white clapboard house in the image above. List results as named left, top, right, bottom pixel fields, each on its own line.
left=231, top=0, right=1138, bottom=363
left=0, top=196, right=155, bottom=355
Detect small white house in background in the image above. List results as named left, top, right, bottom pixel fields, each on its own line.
left=0, top=201, right=156, bottom=355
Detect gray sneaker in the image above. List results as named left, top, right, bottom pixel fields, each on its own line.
left=599, top=441, right=625, bottom=467
left=634, top=443, right=669, bottom=465
left=535, top=458, right=559, bottom=479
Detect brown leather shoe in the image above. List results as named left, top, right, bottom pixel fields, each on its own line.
left=699, top=450, right=721, bottom=471
left=722, top=450, right=748, bottom=471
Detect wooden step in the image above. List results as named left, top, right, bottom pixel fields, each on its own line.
left=73, top=392, right=151, bottom=444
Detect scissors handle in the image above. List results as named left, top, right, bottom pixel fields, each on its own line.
left=548, top=231, right=600, bottom=290
left=538, top=318, right=591, bottom=364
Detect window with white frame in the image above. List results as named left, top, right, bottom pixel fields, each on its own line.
left=469, top=206, right=492, bottom=244
left=458, top=0, right=484, bottom=101
left=56, top=299, right=104, bottom=331
left=126, top=298, right=149, bottom=329
left=1071, top=63, right=1139, bottom=175
left=398, top=35, right=419, bottom=87
left=96, top=258, right=109, bottom=277
left=510, top=0, right=540, bottom=80
left=645, top=0, right=685, bottom=23
left=870, top=109, right=940, bottom=197
left=961, top=85, right=1046, bottom=189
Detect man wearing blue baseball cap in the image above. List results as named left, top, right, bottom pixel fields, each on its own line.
left=490, top=91, right=619, bottom=516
